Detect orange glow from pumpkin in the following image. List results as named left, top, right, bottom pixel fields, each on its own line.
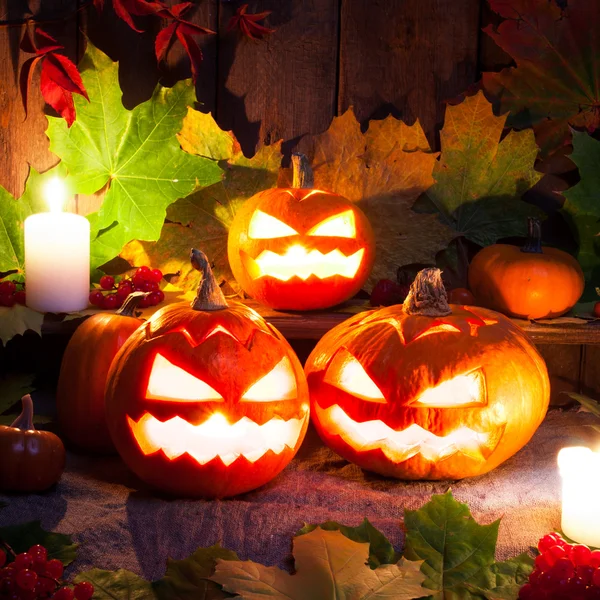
left=317, top=404, right=502, bottom=462
left=128, top=411, right=308, bottom=466
left=241, top=357, right=297, bottom=401
left=324, top=350, right=385, bottom=403
left=146, top=354, right=224, bottom=402
left=307, top=210, right=356, bottom=238
left=414, top=370, right=486, bottom=407
left=253, top=246, right=365, bottom=281
left=248, top=210, right=298, bottom=239
left=411, top=323, right=462, bottom=342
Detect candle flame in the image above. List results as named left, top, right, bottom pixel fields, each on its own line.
left=45, top=177, right=67, bottom=213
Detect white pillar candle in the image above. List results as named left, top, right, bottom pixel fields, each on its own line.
left=25, top=178, right=90, bottom=313
left=558, top=446, right=600, bottom=547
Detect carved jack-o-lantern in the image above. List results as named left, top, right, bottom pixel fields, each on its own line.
left=228, top=154, right=375, bottom=310
left=105, top=250, right=309, bottom=498
left=305, top=269, right=550, bottom=480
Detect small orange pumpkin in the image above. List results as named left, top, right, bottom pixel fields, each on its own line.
left=468, top=218, right=584, bottom=319
left=57, top=292, right=146, bottom=453
left=105, top=250, right=309, bottom=498
left=0, top=395, right=65, bottom=492
left=228, top=153, right=375, bottom=311
left=305, top=268, right=550, bottom=480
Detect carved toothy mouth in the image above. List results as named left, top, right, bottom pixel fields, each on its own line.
left=243, top=246, right=365, bottom=281
left=315, top=404, right=505, bottom=462
left=128, top=412, right=308, bottom=466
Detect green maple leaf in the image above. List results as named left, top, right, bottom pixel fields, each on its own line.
left=121, top=110, right=282, bottom=293
left=296, top=518, right=398, bottom=569
left=465, top=553, right=535, bottom=599
left=46, top=42, right=223, bottom=273
left=562, top=131, right=600, bottom=299
left=211, top=527, right=426, bottom=600
left=404, top=490, right=501, bottom=599
left=482, top=0, right=600, bottom=156
left=154, top=544, right=239, bottom=600
left=424, top=91, right=542, bottom=248
left=74, top=569, right=157, bottom=599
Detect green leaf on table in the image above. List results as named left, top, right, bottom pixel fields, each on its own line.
left=0, top=305, right=44, bottom=345
left=0, top=521, right=77, bottom=566
left=296, top=518, right=398, bottom=568
left=0, top=373, right=35, bottom=415
left=482, top=0, right=600, bottom=156
left=424, top=91, right=542, bottom=248
left=561, top=132, right=600, bottom=300
left=565, top=392, right=600, bottom=418
left=120, top=110, right=282, bottom=294
left=75, top=568, right=157, bottom=599
left=154, top=544, right=239, bottom=600
left=403, top=490, right=500, bottom=599
left=307, top=108, right=455, bottom=287
left=46, top=42, right=223, bottom=274
left=465, top=553, right=535, bottom=599
left=211, top=527, right=426, bottom=600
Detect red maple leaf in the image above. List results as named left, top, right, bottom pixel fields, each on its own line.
left=227, top=4, right=275, bottom=40
left=155, top=2, right=215, bottom=83
left=19, top=27, right=89, bottom=127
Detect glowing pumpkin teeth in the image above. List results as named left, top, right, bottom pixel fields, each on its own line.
left=128, top=412, right=307, bottom=466
left=319, top=405, right=503, bottom=463
left=252, top=246, right=365, bottom=281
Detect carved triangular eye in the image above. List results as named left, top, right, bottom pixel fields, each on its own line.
left=324, top=350, right=386, bottom=403
left=413, top=370, right=486, bottom=408
left=248, top=210, right=299, bottom=239
left=146, top=354, right=224, bottom=402
left=308, top=210, right=355, bottom=238
left=241, top=357, right=297, bottom=402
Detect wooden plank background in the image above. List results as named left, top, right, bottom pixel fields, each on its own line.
left=0, top=0, right=595, bottom=402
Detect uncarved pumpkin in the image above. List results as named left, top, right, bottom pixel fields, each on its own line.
left=468, top=218, right=584, bottom=319
left=305, top=268, right=550, bottom=480
left=228, top=153, right=375, bottom=311
left=0, top=395, right=65, bottom=492
left=105, top=250, right=309, bottom=498
left=57, top=292, right=146, bottom=453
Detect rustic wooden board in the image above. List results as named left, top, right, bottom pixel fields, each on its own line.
left=0, top=0, right=78, bottom=199
left=216, top=0, right=339, bottom=156
left=338, top=0, right=481, bottom=143
left=536, top=344, right=582, bottom=405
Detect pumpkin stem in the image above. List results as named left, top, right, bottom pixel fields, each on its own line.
left=292, top=153, right=314, bottom=189
left=116, top=291, right=148, bottom=317
left=403, top=268, right=452, bottom=316
left=10, top=395, right=35, bottom=431
left=190, top=249, right=228, bottom=311
left=521, top=217, right=543, bottom=254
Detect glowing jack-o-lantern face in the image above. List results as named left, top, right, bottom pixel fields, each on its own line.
left=305, top=269, right=550, bottom=480
left=228, top=154, right=375, bottom=310
left=105, top=251, right=309, bottom=498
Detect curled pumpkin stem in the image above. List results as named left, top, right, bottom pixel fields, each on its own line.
left=117, top=291, right=148, bottom=317
left=190, top=248, right=228, bottom=311
left=403, top=268, right=451, bottom=317
left=10, top=394, right=35, bottom=431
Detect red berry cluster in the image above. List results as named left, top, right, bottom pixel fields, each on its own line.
left=370, top=279, right=409, bottom=307
left=89, top=266, right=165, bottom=310
left=0, top=544, right=93, bottom=600
left=0, top=280, right=26, bottom=308
left=519, top=533, right=600, bottom=599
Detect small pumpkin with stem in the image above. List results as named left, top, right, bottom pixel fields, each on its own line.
left=105, top=249, right=309, bottom=498
left=468, top=217, right=584, bottom=320
left=0, top=395, right=65, bottom=492
left=57, top=292, right=147, bottom=453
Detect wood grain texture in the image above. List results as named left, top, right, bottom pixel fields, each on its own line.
left=581, top=345, right=600, bottom=399
left=216, top=0, right=339, bottom=156
left=536, top=344, right=582, bottom=405
left=339, top=0, right=481, bottom=144
left=0, top=0, right=78, bottom=198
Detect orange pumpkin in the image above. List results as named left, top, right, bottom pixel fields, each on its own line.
left=468, top=218, right=584, bottom=319
left=0, top=395, right=65, bottom=492
left=105, top=250, right=309, bottom=498
left=57, top=292, right=146, bottom=453
left=305, top=268, right=550, bottom=480
left=227, top=153, right=375, bottom=310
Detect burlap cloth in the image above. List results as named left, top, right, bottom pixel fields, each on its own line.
left=0, top=410, right=596, bottom=580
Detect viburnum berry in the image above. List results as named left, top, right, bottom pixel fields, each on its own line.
left=28, top=545, right=48, bottom=562
left=45, top=559, right=64, bottom=580
left=14, top=553, right=33, bottom=571
left=593, top=567, right=600, bottom=587
left=14, top=290, right=26, bottom=305
left=149, top=268, right=163, bottom=283
left=136, top=266, right=151, bottom=279
left=89, top=290, right=104, bottom=307
left=591, top=551, right=600, bottom=569
left=103, top=293, right=119, bottom=310
left=0, top=549, right=5, bottom=568
left=571, top=544, right=593, bottom=566
left=0, top=280, right=17, bottom=295
left=100, top=275, right=115, bottom=290
left=74, top=581, right=94, bottom=600
left=15, top=569, right=37, bottom=590
left=52, top=586, right=75, bottom=600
